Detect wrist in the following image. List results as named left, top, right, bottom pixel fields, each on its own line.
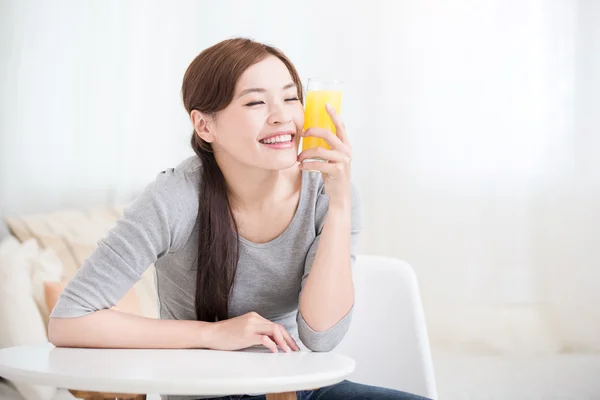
left=195, top=320, right=217, bottom=349
left=325, top=200, right=351, bottom=231
left=328, top=197, right=351, bottom=213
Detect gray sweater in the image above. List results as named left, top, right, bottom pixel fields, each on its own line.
left=50, top=155, right=362, bottom=399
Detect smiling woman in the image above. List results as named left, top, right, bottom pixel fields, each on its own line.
left=181, top=40, right=307, bottom=325
left=46, top=37, right=429, bottom=400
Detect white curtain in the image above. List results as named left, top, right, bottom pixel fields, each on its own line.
left=1, top=0, right=598, bottom=354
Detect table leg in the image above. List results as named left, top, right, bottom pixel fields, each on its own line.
left=68, top=389, right=146, bottom=400
left=266, top=392, right=297, bottom=400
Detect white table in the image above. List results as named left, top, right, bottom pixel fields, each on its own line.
left=0, top=344, right=355, bottom=400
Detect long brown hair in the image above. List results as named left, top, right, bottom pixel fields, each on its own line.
left=181, top=38, right=303, bottom=322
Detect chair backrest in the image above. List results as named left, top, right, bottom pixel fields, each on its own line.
left=334, top=255, right=438, bottom=399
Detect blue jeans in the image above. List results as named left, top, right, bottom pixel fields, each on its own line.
left=205, top=380, right=432, bottom=400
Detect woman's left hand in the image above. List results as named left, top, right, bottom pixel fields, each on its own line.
left=298, top=103, right=352, bottom=208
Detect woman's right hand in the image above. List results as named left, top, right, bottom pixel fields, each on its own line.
left=207, top=312, right=300, bottom=353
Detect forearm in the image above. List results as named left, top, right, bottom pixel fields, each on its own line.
left=49, top=309, right=213, bottom=349
left=299, top=203, right=354, bottom=332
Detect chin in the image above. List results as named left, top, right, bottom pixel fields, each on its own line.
left=264, top=150, right=299, bottom=171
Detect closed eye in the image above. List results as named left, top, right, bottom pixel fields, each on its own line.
left=245, top=101, right=265, bottom=107
left=245, top=98, right=298, bottom=107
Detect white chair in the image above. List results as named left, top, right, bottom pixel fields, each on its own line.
left=334, top=255, right=438, bottom=399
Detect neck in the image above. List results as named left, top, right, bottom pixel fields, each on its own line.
left=215, top=154, right=298, bottom=210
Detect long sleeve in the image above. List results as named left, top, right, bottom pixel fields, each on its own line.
left=296, top=182, right=363, bottom=351
left=50, top=166, right=199, bottom=319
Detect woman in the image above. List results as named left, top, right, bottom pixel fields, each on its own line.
left=48, top=38, right=429, bottom=400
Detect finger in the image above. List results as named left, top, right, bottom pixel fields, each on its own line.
left=299, top=161, right=337, bottom=175
left=252, top=317, right=299, bottom=352
left=272, top=325, right=292, bottom=353
left=257, top=334, right=278, bottom=353
left=325, top=103, right=349, bottom=145
left=256, top=324, right=288, bottom=352
left=277, top=325, right=300, bottom=351
left=302, top=127, right=344, bottom=150
left=298, top=147, right=348, bottom=164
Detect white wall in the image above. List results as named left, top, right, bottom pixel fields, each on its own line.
left=1, top=0, right=598, bottom=354
left=532, top=0, right=600, bottom=352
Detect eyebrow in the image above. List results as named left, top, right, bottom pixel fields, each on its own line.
left=237, top=82, right=297, bottom=98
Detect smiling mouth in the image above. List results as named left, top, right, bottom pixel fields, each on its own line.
left=259, top=133, right=295, bottom=145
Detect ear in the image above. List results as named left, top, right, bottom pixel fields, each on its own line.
left=190, top=110, right=216, bottom=143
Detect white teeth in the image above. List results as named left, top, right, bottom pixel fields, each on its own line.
left=262, top=134, right=292, bottom=144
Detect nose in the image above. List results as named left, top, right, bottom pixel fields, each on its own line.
left=267, top=102, right=292, bottom=125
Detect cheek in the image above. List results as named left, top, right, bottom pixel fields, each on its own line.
left=218, top=113, right=261, bottom=144
left=293, top=106, right=305, bottom=131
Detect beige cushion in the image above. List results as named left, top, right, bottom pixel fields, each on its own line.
left=0, top=236, right=57, bottom=400
left=5, top=208, right=159, bottom=320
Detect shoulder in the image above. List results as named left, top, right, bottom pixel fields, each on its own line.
left=155, top=154, right=202, bottom=188
left=305, top=172, right=363, bottom=234
left=148, top=155, right=202, bottom=204
left=130, top=155, right=202, bottom=251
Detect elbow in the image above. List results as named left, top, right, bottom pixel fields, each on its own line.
left=48, top=318, right=67, bottom=347
left=48, top=315, right=88, bottom=347
left=299, top=332, right=340, bottom=352
left=297, top=309, right=353, bottom=352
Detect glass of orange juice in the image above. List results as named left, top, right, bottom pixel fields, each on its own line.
left=301, top=78, right=343, bottom=162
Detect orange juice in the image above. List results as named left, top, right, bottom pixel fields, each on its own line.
left=302, top=90, right=343, bottom=152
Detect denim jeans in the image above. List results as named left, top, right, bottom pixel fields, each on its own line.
left=204, top=380, right=432, bottom=400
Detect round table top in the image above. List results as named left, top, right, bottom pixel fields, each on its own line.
left=0, top=343, right=355, bottom=396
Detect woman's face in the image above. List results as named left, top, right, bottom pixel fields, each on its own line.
left=209, top=56, right=304, bottom=171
